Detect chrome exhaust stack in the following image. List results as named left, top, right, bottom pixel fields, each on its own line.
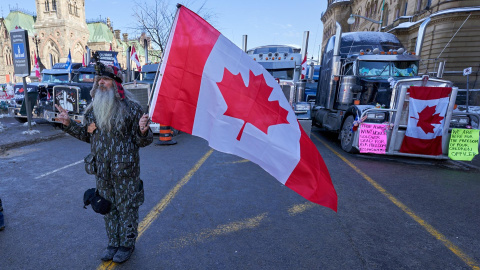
left=415, top=17, right=431, bottom=57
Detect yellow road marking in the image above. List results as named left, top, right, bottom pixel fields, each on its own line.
left=230, top=159, right=250, bottom=164
left=157, top=213, right=267, bottom=250
left=97, top=149, right=214, bottom=270
left=312, top=133, right=480, bottom=270
left=287, top=202, right=316, bottom=216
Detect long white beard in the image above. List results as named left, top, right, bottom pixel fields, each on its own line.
left=92, top=86, right=126, bottom=132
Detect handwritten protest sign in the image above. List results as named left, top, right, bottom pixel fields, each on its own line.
left=448, top=129, right=479, bottom=161
left=359, top=123, right=388, bottom=154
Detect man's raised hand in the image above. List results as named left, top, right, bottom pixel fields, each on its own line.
left=55, top=104, right=71, bottom=126
left=139, top=114, right=150, bottom=135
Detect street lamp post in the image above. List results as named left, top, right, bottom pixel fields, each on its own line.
left=347, top=0, right=385, bottom=31
left=33, top=33, right=45, bottom=70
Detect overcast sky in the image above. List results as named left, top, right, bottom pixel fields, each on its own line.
left=1, top=0, right=328, bottom=60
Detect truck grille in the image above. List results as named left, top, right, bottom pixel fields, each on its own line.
left=123, top=83, right=151, bottom=112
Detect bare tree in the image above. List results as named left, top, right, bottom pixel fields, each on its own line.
left=132, top=0, right=215, bottom=59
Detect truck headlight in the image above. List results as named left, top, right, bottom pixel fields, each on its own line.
left=295, top=103, right=311, bottom=111
left=450, top=116, right=470, bottom=126
left=367, top=112, right=385, bottom=120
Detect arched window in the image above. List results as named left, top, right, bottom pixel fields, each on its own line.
left=45, top=0, right=50, bottom=12
left=416, top=0, right=423, bottom=11
left=383, top=4, right=389, bottom=26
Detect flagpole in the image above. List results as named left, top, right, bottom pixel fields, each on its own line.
left=146, top=4, right=182, bottom=115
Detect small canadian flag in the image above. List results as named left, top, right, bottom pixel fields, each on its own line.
left=130, top=45, right=142, bottom=72
left=33, top=52, right=41, bottom=80
left=300, top=54, right=307, bottom=80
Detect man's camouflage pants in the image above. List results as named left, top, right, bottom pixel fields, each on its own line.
left=97, top=174, right=144, bottom=248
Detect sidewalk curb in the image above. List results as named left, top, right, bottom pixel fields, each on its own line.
left=0, top=132, right=67, bottom=154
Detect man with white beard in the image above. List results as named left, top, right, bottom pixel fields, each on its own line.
left=55, top=64, right=153, bottom=263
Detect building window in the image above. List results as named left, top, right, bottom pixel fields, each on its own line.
left=403, top=2, right=408, bottom=16
left=52, top=0, right=56, bottom=11
left=45, top=0, right=49, bottom=12
left=425, top=0, right=432, bottom=9
left=383, top=5, right=389, bottom=26
left=416, top=0, right=422, bottom=11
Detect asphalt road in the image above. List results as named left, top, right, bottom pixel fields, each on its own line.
left=0, top=127, right=479, bottom=270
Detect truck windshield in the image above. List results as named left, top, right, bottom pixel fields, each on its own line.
left=358, top=61, right=390, bottom=76
left=142, top=72, right=156, bottom=81
left=42, top=73, right=69, bottom=83
left=76, top=73, right=95, bottom=83
left=358, top=61, right=418, bottom=77
left=267, top=68, right=294, bottom=80
left=393, top=61, right=418, bottom=77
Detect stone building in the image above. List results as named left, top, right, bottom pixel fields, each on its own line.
left=0, top=0, right=158, bottom=84
left=321, top=0, right=480, bottom=89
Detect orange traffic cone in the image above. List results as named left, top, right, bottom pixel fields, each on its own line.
left=155, top=125, right=177, bottom=145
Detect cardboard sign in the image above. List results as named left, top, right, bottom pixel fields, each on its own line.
left=359, top=123, right=388, bottom=154
left=53, top=86, right=80, bottom=113
left=448, top=129, right=479, bottom=161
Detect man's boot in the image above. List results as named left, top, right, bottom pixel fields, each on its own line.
left=100, top=246, right=118, bottom=261
left=112, top=246, right=134, bottom=263
left=0, top=199, right=4, bottom=231
left=0, top=212, right=4, bottom=231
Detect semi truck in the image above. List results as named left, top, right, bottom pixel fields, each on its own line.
left=312, top=20, right=479, bottom=158
left=247, top=31, right=316, bottom=135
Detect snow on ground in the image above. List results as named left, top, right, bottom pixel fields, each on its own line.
left=21, top=130, right=40, bottom=135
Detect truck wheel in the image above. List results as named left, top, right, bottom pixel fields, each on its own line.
left=14, top=117, right=27, bottom=123
left=340, top=115, right=358, bottom=153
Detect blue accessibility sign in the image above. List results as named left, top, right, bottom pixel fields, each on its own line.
left=13, top=43, right=26, bottom=59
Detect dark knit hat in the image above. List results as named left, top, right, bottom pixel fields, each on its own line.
left=95, top=62, right=123, bottom=83
left=90, top=64, right=126, bottom=100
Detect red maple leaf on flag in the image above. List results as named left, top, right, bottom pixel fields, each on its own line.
left=411, top=105, right=444, bottom=134
left=217, top=68, right=289, bottom=141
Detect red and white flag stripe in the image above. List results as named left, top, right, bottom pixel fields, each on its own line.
left=150, top=6, right=337, bottom=211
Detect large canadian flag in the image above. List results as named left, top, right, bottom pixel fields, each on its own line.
left=150, top=6, right=337, bottom=211
left=400, top=86, right=452, bottom=155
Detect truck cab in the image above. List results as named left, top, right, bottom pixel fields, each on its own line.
left=248, top=44, right=315, bottom=134
left=138, top=63, right=159, bottom=86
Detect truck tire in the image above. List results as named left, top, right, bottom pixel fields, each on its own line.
left=340, top=115, right=358, bottom=153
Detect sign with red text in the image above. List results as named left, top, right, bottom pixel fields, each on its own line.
left=359, top=123, right=388, bottom=154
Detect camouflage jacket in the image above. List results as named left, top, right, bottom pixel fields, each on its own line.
left=64, top=99, right=153, bottom=179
